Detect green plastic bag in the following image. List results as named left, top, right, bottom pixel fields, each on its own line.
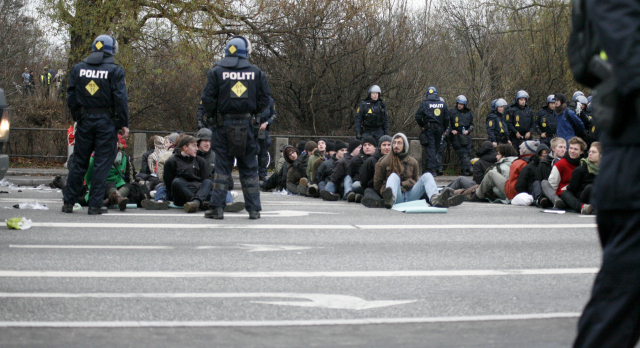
left=5, top=217, right=32, bottom=230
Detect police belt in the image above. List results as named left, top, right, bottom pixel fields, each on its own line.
left=424, top=121, right=441, bottom=129
left=222, top=113, right=253, bottom=120
left=83, top=107, right=113, bottom=115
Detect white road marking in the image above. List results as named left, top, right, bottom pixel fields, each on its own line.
left=0, top=292, right=415, bottom=310
left=0, top=268, right=599, bottom=278
left=0, top=312, right=581, bottom=327
left=8, top=244, right=315, bottom=252
left=27, top=222, right=596, bottom=230
left=107, top=210, right=338, bottom=217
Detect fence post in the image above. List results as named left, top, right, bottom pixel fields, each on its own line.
left=274, top=137, right=288, bottom=170
left=133, top=133, right=147, bottom=167
left=409, top=140, right=422, bottom=173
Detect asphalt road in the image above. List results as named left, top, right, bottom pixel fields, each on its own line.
left=0, top=182, right=606, bottom=347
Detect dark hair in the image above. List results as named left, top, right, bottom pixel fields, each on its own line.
left=497, top=144, right=518, bottom=157
left=147, top=136, right=156, bottom=149
left=554, top=93, right=567, bottom=105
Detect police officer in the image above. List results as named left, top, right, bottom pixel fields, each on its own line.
left=257, top=96, right=276, bottom=183
left=505, top=90, right=535, bottom=150
left=535, top=94, right=557, bottom=147
left=201, top=36, right=271, bottom=220
left=61, top=35, right=129, bottom=215
left=435, top=97, right=447, bottom=176
left=448, top=95, right=475, bottom=176
left=415, top=86, right=449, bottom=175
left=355, top=85, right=389, bottom=140
left=487, top=98, right=510, bottom=147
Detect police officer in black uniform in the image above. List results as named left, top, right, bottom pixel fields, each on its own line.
left=61, top=35, right=129, bottom=215
left=257, top=96, right=276, bottom=183
left=535, top=94, right=557, bottom=147
left=355, top=85, right=389, bottom=140
left=505, top=90, right=535, bottom=150
left=448, top=95, right=475, bottom=176
left=487, top=98, right=510, bottom=147
left=416, top=86, right=449, bottom=175
left=572, top=1, right=640, bottom=346
left=201, top=36, right=271, bottom=220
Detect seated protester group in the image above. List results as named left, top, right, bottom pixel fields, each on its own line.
left=262, top=144, right=305, bottom=192
left=469, top=144, right=519, bottom=202
left=160, top=135, right=212, bottom=213
left=472, top=141, right=498, bottom=184
left=371, top=133, right=464, bottom=209
left=308, top=141, right=346, bottom=197
left=284, top=144, right=310, bottom=194
left=358, top=135, right=392, bottom=206
left=539, top=136, right=587, bottom=209
left=320, top=139, right=361, bottom=201
left=533, top=137, right=566, bottom=206
left=559, top=142, right=601, bottom=214
left=503, top=140, right=539, bottom=202
left=346, top=136, right=378, bottom=202
left=513, top=143, right=550, bottom=201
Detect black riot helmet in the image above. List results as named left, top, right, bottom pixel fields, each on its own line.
left=217, top=36, right=253, bottom=68
left=86, top=34, right=118, bottom=64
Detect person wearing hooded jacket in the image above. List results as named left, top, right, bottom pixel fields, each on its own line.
left=355, top=85, right=389, bottom=140
left=308, top=141, right=346, bottom=197
left=346, top=136, right=377, bottom=201
left=504, top=140, right=539, bottom=201
left=471, top=144, right=519, bottom=202
left=416, top=87, right=450, bottom=175
left=448, top=95, right=475, bottom=176
left=357, top=135, right=392, bottom=205
left=306, top=140, right=322, bottom=181
left=284, top=145, right=309, bottom=194
left=560, top=142, right=601, bottom=214
left=505, top=90, right=536, bottom=150
left=368, top=133, right=463, bottom=208
left=487, top=98, right=511, bottom=147
left=516, top=143, right=550, bottom=196
left=320, top=139, right=361, bottom=201
left=536, top=95, right=558, bottom=147
left=472, top=141, right=498, bottom=184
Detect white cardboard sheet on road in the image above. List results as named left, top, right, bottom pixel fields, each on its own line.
left=391, top=200, right=447, bottom=213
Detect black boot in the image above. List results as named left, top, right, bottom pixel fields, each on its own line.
left=88, top=206, right=108, bottom=215
left=61, top=203, right=74, bottom=213
left=205, top=206, right=224, bottom=219
left=248, top=211, right=260, bottom=219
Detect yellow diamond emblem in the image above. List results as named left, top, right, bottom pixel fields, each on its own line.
left=95, top=41, right=103, bottom=51
left=86, top=80, right=99, bottom=96
left=367, top=109, right=372, bottom=114
left=231, top=81, right=247, bottom=97
left=229, top=45, right=237, bottom=54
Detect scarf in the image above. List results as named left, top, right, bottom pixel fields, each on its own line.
left=581, top=158, right=599, bottom=175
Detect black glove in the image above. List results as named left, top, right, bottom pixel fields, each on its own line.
left=197, top=120, right=204, bottom=130
left=356, top=133, right=362, bottom=140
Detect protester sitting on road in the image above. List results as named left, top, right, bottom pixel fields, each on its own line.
left=297, top=141, right=317, bottom=195
left=262, top=145, right=296, bottom=192
left=515, top=143, right=549, bottom=198
left=308, top=141, right=345, bottom=198
left=533, top=137, right=566, bottom=207
left=297, top=141, right=308, bottom=155
left=134, top=136, right=155, bottom=184
left=560, top=142, right=601, bottom=214
left=305, top=141, right=321, bottom=182
left=472, top=141, right=498, bottom=185
left=357, top=135, right=392, bottom=205
left=503, top=140, right=539, bottom=202
left=275, top=144, right=286, bottom=174
left=82, top=135, right=136, bottom=211
left=148, top=133, right=175, bottom=179
left=161, top=135, right=212, bottom=213
left=370, top=133, right=464, bottom=209
left=469, top=144, right=519, bottom=202
left=539, top=136, right=586, bottom=209
left=284, top=145, right=310, bottom=194
left=346, top=136, right=377, bottom=202
left=320, top=138, right=361, bottom=201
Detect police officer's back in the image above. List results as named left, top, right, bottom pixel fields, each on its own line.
left=355, top=85, right=389, bottom=140
left=415, top=86, right=449, bottom=174
left=62, top=35, right=129, bottom=215
left=201, top=36, right=271, bottom=220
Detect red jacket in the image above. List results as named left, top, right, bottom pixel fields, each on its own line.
left=505, top=155, right=533, bottom=200
left=554, top=158, right=579, bottom=196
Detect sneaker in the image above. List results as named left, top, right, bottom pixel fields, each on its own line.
left=538, top=197, right=552, bottom=209
left=346, top=192, right=356, bottom=202
left=581, top=204, right=595, bottom=215
left=448, top=194, right=465, bottom=207
left=554, top=198, right=566, bottom=210
left=362, top=196, right=384, bottom=208
left=431, top=187, right=454, bottom=207
left=308, top=184, right=319, bottom=197
left=231, top=191, right=239, bottom=199
left=381, top=187, right=395, bottom=209
left=286, top=182, right=299, bottom=194
left=184, top=201, right=200, bottom=213
left=141, top=199, right=169, bottom=210
left=355, top=194, right=363, bottom=203
left=224, top=201, right=245, bottom=212
left=320, top=190, right=340, bottom=201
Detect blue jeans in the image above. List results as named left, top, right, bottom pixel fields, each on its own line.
left=325, top=181, right=336, bottom=193
left=386, top=172, right=438, bottom=204
left=351, top=180, right=364, bottom=194
left=205, top=191, right=234, bottom=204
left=318, top=181, right=327, bottom=191
left=154, top=184, right=168, bottom=202
left=343, top=175, right=353, bottom=196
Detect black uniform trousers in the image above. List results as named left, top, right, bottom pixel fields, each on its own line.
left=257, top=131, right=271, bottom=179
left=422, top=126, right=443, bottom=174
left=574, top=210, right=640, bottom=348
left=63, top=113, right=117, bottom=208
left=363, top=128, right=384, bottom=142
left=451, top=134, right=472, bottom=174
left=211, top=118, right=261, bottom=211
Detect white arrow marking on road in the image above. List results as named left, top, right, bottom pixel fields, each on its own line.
left=0, top=293, right=416, bottom=310
left=195, top=244, right=315, bottom=252
left=0, top=268, right=599, bottom=278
